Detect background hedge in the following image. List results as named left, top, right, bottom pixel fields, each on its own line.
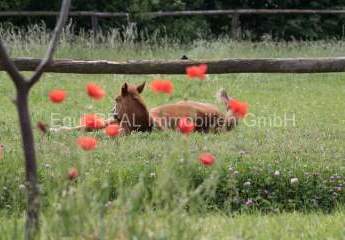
left=1, top=0, right=345, bottom=41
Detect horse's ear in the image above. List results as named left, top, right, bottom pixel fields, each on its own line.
left=137, top=82, right=146, bottom=94
left=121, top=82, right=128, bottom=96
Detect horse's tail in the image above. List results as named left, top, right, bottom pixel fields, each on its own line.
left=216, top=89, right=238, bottom=131
left=216, top=88, right=231, bottom=109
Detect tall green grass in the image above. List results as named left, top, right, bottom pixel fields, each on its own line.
left=0, top=26, right=345, bottom=238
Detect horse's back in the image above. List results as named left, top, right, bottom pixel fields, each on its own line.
left=150, top=100, right=225, bottom=132
left=151, top=100, right=222, bottom=115
left=175, top=100, right=221, bottom=113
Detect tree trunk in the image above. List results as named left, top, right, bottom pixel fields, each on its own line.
left=16, top=89, right=40, bottom=240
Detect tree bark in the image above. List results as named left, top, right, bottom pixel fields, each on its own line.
left=16, top=88, right=40, bottom=240
left=0, top=1, right=70, bottom=239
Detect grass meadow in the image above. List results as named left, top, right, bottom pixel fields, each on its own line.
left=0, top=27, right=345, bottom=239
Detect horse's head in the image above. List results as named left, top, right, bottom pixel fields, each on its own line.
left=113, top=82, right=152, bottom=133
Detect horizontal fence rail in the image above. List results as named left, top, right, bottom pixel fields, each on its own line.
left=0, top=11, right=129, bottom=17
left=2, top=57, right=345, bottom=74
left=1, top=9, right=345, bottom=38
left=142, top=9, right=345, bottom=17
left=1, top=9, right=345, bottom=17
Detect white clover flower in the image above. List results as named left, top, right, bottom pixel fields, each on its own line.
left=150, top=172, right=156, bottom=178
left=290, top=178, right=299, bottom=185
left=244, top=181, right=251, bottom=187
left=105, top=201, right=112, bottom=208
left=245, top=199, right=254, bottom=206
left=274, top=170, right=280, bottom=176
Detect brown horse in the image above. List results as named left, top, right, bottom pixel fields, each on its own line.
left=51, top=82, right=240, bottom=134
left=113, top=82, right=153, bottom=133
left=112, top=82, right=239, bottom=134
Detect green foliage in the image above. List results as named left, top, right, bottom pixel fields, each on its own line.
left=1, top=0, right=345, bottom=40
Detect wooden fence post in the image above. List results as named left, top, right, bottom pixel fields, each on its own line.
left=231, top=13, right=241, bottom=40
left=91, top=15, right=98, bottom=35
left=126, top=13, right=131, bottom=26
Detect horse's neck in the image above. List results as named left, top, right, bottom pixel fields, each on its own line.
left=123, top=101, right=152, bottom=132
left=134, top=106, right=152, bottom=129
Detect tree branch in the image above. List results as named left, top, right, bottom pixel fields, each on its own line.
left=0, top=1, right=72, bottom=239
left=29, top=0, right=71, bottom=87
left=0, top=41, right=26, bottom=88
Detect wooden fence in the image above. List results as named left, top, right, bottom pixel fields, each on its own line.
left=2, top=9, right=345, bottom=74
left=1, top=9, right=345, bottom=39
left=2, top=57, right=345, bottom=74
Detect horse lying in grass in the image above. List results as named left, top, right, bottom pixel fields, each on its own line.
left=114, top=82, right=239, bottom=133
left=52, top=82, right=241, bottom=134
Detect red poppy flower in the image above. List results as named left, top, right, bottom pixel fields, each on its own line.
left=198, top=152, right=216, bottom=166
left=186, top=64, right=208, bottom=80
left=105, top=124, right=121, bottom=137
left=77, top=136, right=97, bottom=151
left=68, top=167, right=79, bottom=180
left=228, top=99, right=249, bottom=119
left=81, top=114, right=105, bottom=129
left=177, top=117, right=194, bottom=134
left=86, top=83, right=105, bottom=100
left=150, top=79, right=174, bottom=94
left=49, top=89, right=66, bottom=103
